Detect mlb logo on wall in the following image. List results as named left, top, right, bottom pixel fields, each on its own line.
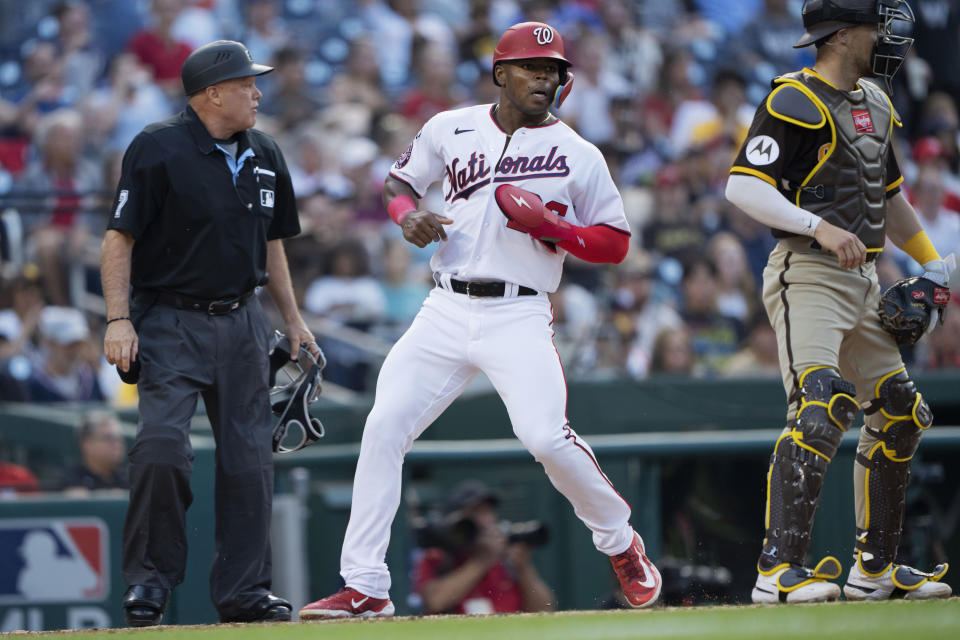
left=0, top=519, right=108, bottom=603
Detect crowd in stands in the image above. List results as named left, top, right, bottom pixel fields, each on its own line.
left=1, top=0, right=960, bottom=402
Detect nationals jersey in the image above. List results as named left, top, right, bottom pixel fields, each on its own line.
left=389, top=103, right=629, bottom=293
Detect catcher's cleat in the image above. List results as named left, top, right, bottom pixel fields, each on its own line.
left=298, top=587, right=394, bottom=620
left=752, top=557, right=842, bottom=604
left=610, top=531, right=662, bottom=608
left=844, top=556, right=951, bottom=601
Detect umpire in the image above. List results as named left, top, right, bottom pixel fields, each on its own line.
left=100, top=40, right=318, bottom=626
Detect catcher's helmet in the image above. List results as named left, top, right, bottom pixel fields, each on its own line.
left=794, top=1, right=915, bottom=94
left=268, top=331, right=326, bottom=453
left=878, top=276, right=950, bottom=346
left=181, top=40, right=273, bottom=96
left=492, top=22, right=573, bottom=108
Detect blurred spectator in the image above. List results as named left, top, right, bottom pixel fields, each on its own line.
left=239, top=0, right=290, bottom=67
left=5, top=41, right=77, bottom=139
left=25, top=306, right=104, bottom=403
left=649, top=325, right=694, bottom=377
left=57, top=410, right=129, bottom=494
left=892, top=162, right=960, bottom=284
left=906, top=136, right=960, bottom=213
left=670, top=69, right=751, bottom=157
left=720, top=312, right=779, bottom=378
left=18, top=108, right=102, bottom=305
left=693, top=0, right=762, bottom=38
left=600, top=0, right=662, bottom=96
left=326, top=36, right=388, bottom=118
left=912, top=0, right=960, bottom=107
left=918, top=92, right=960, bottom=174
left=412, top=480, right=555, bottom=615
left=52, top=0, right=104, bottom=98
left=558, top=32, right=631, bottom=145
left=641, top=165, right=707, bottom=264
left=0, top=460, right=40, bottom=496
left=921, top=297, right=960, bottom=370
left=257, top=46, right=321, bottom=133
left=304, top=239, right=387, bottom=324
left=679, top=258, right=743, bottom=376
left=399, top=44, right=464, bottom=126
left=83, top=53, right=172, bottom=153
left=609, top=249, right=683, bottom=379
left=0, top=271, right=44, bottom=362
left=127, top=0, right=193, bottom=94
left=737, top=0, right=811, bottom=78
left=362, top=0, right=455, bottom=92
left=707, top=232, right=757, bottom=322
left=378, top=237, right=431, bottom=330
left=171, top=0, right=225, bottom=50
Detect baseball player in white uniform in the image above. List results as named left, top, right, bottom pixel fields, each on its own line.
left=299, top=22, right=661, bottom=619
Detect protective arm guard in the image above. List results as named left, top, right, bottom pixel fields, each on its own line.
left=495, top=184, right=630, bottom=263
left=761, top=367, right=858, bottom=568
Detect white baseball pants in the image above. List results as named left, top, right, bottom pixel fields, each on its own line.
left=339, top=286, right=634, bottom=598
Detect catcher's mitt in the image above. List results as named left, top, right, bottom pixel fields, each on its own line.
left=878, top=276, right=950, bottom=345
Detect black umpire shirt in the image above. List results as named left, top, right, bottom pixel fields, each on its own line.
left=107, top=105, right=300, bottom=299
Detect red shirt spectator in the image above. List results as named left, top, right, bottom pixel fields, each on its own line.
left=127, top=30, right=191, bottom=85
left=414, top=548, right=524, bottom=614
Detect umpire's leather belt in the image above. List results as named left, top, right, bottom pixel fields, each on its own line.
left=449, top=278, right=537, bottom=298
left=152, top=289, right=256, bottom=315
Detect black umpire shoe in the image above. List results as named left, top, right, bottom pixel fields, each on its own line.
left=123, top=585, right=170, bottom=627
left=219, top=594, right=292, bottom=623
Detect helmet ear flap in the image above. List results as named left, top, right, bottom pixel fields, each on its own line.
left=553, top=71, right=573, bottom=108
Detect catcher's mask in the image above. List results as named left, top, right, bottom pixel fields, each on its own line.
left=268, top=331, right=326, bottom=453
left=794, top=0, right=915, bottom=95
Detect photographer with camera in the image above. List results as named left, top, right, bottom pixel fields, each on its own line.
left=412, top=481, right=555, bottom=615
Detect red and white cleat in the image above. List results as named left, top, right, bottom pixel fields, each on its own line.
left=610, top=531, right=662, bottom=608
left=298, top=587, right=395, bottom=620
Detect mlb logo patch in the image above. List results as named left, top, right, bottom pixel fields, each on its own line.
left=0, top=519, right=108, bottom=604
left=852, top=109, right=874, bottom=134
left=260, top=189, right=274, bottom=208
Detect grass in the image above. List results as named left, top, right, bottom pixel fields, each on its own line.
left=13, top=599, right=960, bottom=640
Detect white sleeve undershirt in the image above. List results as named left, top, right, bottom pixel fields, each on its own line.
left=725, top=174, right=823, bottom=237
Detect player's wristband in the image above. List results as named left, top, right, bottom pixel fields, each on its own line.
left=106, top=316, right=130, bottom=325
left=902, top=230, right=941, bottom=266
left=387, top=194, right=416, bottom=225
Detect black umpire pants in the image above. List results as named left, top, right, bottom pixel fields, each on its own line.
left=121, top=296, right=275, bottom=619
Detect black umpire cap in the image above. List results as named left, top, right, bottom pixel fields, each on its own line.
left=181, top=40, right=273, bottom=96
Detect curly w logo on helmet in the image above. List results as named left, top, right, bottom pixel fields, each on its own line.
left=533, top=26, right=554, bottom=45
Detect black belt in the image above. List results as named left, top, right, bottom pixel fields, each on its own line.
left=809, top=241, right=880, bottom=262
left=449, top=278, right=537, bottom=298
left=150, top=289, right=256, bottom=315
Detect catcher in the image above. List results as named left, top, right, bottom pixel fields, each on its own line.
left=725, top=0, right=953, bottom=603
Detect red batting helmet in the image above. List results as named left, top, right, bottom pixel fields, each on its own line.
left=492, top=21, right=571, bottom=93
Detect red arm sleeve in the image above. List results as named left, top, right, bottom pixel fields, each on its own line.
left=552, top=223, right=631, bottom=264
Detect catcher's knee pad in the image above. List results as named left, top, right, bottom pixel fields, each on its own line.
left=792, top=367, right=859, bottom=461
left=761, top=367, right=857, bottom=568
left=863, top=369, right=932, bottom=462
left=761, top=432, right=831, bottom=567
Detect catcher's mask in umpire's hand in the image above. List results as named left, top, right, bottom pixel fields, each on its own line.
left=268, top=331, right=326, bottom=453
